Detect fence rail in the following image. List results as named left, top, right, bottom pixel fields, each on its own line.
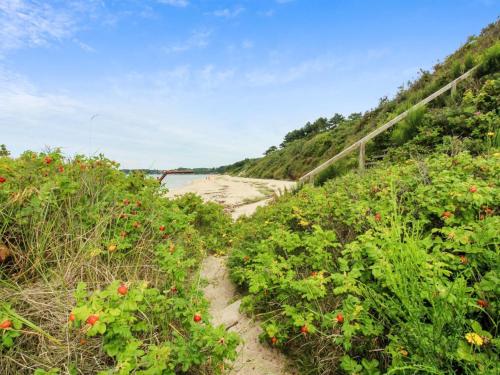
left=299, top=66, right=478, bottom=182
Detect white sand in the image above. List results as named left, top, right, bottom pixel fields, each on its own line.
left=168, top=174, right=297, bottom=374
left=167, top=175, right=295, bottom=219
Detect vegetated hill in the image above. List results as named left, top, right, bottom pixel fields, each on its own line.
left=221, top=21, right=500, bottom=181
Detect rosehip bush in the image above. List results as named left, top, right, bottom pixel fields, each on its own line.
left=230, top=152, right=499, bottom=374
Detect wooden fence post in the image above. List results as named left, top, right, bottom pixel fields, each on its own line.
left=359, top=143, right=365, bottom=172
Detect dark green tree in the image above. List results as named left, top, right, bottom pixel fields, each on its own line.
left=0, top=144, right=10, bottom=156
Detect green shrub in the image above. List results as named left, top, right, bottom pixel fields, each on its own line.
left=229, top=152, right=499, bottom=374
left=0, top=151, right=238, bottom=374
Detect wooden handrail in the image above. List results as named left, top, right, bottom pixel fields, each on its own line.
left=299, top=66, right=478, bottom=182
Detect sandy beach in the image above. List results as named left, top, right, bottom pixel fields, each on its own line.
left=167, top=174, right=296, bottom=219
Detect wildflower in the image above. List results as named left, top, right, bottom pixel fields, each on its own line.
left=474, top=111, right=481, bottom=116
left=465, top=332, right=483, bottom=346
left=459, top=255, right=468, bottom=265
left=299, top=219, right=310, bottom=227
left=487, top=131, right=495, bottom=137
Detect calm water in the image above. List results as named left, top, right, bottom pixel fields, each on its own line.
left=150, top=174, right=210, bottom=190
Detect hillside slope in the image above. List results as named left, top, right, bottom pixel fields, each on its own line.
left=221, top=21, right=499, bottom=181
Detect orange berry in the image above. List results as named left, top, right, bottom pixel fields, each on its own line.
left=0, top=320, right=12, bottom=329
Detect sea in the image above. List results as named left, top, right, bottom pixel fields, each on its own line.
left=150, top=174, right=210, bottom=190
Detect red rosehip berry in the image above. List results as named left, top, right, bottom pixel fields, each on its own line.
left=477, top=299, right=488, bottom=308
left=336, top=313, right=344, bottom=324
left=193, top=313, right=202, bottom=323
left=117, top=284, right=128, bottom=296
left=442, top=211, right=453, bottom=219
left=86, top=315, right=99, bottom=326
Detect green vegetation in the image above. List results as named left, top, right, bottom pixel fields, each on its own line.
left=229, top=150, right=499, bottom=374
left=0, top=20, right=498, bottom=375
left=0, top=152, right=238, bottom=374
left=220, top=21, right=500, bottom=180
left=226, top=22, right=499, bottom=374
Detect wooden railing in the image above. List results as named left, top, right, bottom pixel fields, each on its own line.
left=299, top=66, right=478, bottom=182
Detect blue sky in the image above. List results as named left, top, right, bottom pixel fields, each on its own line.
left=0, top=0, right=498, bottom=169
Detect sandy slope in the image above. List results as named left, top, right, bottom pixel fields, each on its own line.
left=168, top=175, right=296, bottom=374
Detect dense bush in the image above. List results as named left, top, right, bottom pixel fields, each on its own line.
left=0, top=151, right=238, bottom=374
left=229, top=152, right=499, bottom=374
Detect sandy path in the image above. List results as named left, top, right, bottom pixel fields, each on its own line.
left=168, top=175, right=296, bottom=374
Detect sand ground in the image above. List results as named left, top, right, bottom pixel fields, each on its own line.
left=168, top=175, right=296, bottom=374
left=167, top=175, right=295, bottom=219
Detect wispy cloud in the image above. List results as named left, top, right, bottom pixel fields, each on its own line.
left=163, top=29, right=212, bottom=53
left=258, top=9, right=275, bottom=17
left=242, top=39, right=254, bottom=49
left=245, top=56, right=338, bottom=86
left=157, top=0, right=189, bottom=7
left=0, top=0, right=76, bottom=54
left=73, top=38, right=96, bottom=53
left=210, top=7, right=245, bottom=18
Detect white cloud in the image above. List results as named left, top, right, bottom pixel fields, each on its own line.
left=211, top=7, right=244, bottom=18
left=73, top=38, right=96, bottom=52
left=0, top=0, right=76, bottom=54
left=163, top=29, right=212, bottom=53
left=242, top=39, right=254, bottom=49
left=157, top=0, right=189, bottom=7
left=245, top=56, right=338, bottom=86
left=258, top=9, right=275, bottom=17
